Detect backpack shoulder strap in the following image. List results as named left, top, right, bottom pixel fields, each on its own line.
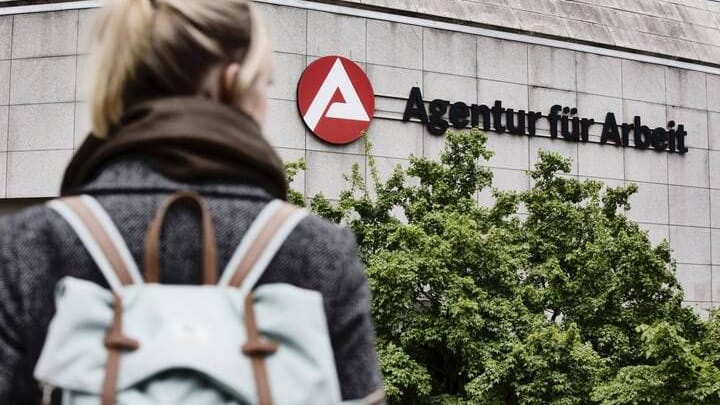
left=48, top=195, right=144, bottom=292
left=219, top=200, right=307, bottom=294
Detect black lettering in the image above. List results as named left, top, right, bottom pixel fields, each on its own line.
left=675, top=124, right=688, bottom=154
left=492, top=100, right=506, bottom=132
left=472, top=104, right=492, bottom=131
left=403, top=87, right=428, bottom=123
left=561, top=115, right=570, bottom=140
left=622, top=123, right=632, bottom=147
left=506, top=109, right=526, bottom=135
left=428, top=99, right=450, bottom=136
left=405, top=88, right=679, bottom=154
left=527, top=111, right=542, bottom=137
left=601, top=113, right=621, bottom=145
left=560, top=107, right=580, bottom=141
left=580, top=118, right=594, bottom=142
left=548, top=105, right=562, bottom=138
left=651, top=127, right=668, bottom=151
left=633, top=116, right=651, bottom=149
left=450, top=102, right=470, bottom=129
left=667, top=121, right=677, bottom=152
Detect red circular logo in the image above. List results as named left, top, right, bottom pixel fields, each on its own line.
left=297, top=56, right=375, bottom=145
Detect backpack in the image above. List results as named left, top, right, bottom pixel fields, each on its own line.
left=34, top=191, right=377, bottom=405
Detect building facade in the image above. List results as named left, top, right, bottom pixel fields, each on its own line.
left=0, top=0, right=719, bottom=313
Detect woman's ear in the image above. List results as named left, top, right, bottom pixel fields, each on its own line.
left=219, top=61, right=269, bottom=128
left=221, top=63, right=242, bottom=104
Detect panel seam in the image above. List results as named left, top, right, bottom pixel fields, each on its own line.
left=5, top=14, right=12, bottom=198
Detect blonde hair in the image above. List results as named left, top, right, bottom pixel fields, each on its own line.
left=87, top=0, right=271, bottom=137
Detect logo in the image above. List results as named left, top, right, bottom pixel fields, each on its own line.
left=297, top=56, right=375, bottom=145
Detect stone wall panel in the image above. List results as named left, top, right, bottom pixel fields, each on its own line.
left=0, top=0, right=716, bottom=308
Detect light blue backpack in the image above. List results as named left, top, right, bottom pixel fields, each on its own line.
left=34, top=191, right=383, bottom=405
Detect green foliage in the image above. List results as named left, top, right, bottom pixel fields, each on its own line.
left=592, top=319, right=720, bottom=404
left=284, top=157, right=307, bottom=207
left=284, top=129, right=720, bottom=404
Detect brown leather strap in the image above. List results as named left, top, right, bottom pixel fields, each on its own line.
left=64, top=197, right=134, bottom=287
left=227, top=203, right=297, bottom=288
left=242, top=293, right=277, bottom=405
left=102, top=295, right=139, bottom=405
left=144, top=191, right=218, bottom=285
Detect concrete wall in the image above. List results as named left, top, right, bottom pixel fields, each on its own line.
left=337, top=0, right=720, bottom=66
left=0, top=1, right=718, bottom=314
left=0, top=8, right=91, bottom=197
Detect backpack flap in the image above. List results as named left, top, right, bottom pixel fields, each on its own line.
left=35, top=278, right=342, bottom=404
left=34, top=277, right=115, bottom=391
left=245, top=283, right=342, bottom=404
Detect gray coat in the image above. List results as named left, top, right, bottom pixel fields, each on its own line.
left=0, top=159, right=382, bottom=404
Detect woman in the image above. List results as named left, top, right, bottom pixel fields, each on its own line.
left=0, top=0, right=382, bottom=403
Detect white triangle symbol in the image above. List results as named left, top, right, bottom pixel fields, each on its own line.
left=303, top=58, right=371, bottom=131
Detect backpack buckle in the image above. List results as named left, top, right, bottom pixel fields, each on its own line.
left=242, top=338, right=278, bottom=357
left=104, top=334, right=140, bottom=352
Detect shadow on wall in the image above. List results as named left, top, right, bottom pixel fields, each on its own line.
left=0, top=198, right=48, bottom=217
left=0, top=1, right=72, bottom=6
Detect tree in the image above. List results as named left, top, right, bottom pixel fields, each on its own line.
left=286, top=129, right=720, bottom=404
